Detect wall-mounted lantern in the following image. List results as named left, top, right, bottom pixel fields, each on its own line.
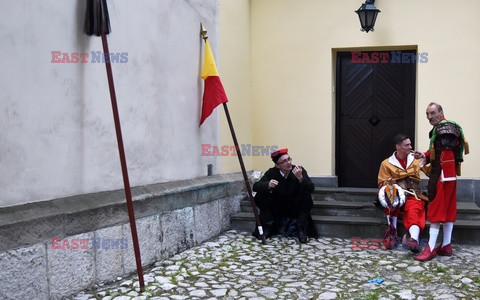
left=355, top=0, right=380, bottom=33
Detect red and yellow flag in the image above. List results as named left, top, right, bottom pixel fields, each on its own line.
left=200, top=40, right=228, bottom=126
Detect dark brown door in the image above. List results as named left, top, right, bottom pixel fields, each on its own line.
left=336, top=50, right=416, bottom=187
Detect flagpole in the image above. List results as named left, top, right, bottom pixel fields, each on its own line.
left=222, top=103, right=267, bottom=245
left=200, top=24, right=266, bottom=244
left=84, top=0, right=145, bottom=290
left=100, top=32, right=145, bottom=291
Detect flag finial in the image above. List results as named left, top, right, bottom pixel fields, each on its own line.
left=200, top=23, right=208, bottom=41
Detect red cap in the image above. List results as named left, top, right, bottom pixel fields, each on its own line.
left=271, top=148, right=288, bottom=163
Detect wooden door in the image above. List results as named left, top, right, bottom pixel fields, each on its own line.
left=336, top=50, right=416, bottom=187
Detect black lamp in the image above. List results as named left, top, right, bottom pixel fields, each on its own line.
left=355, top=0, right=380, bottom=33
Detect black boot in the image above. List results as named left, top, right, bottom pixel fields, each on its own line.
left=295, top=223, right=308, bottom=243
left=296, top=213, right=309, bottom=243
left=297, top=229, right=308, bottom=243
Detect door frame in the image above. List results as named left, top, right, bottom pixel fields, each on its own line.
left=332, top=46, right=418, bottom=187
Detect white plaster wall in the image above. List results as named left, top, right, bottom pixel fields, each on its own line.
left=0, top=0, right=223, bottom=207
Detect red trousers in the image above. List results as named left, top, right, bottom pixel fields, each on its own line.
left=383, top=196, right=426, bottom=231
left=427, top=179, right=457, bottom=223
left=403, top=196, right=426, bottom=231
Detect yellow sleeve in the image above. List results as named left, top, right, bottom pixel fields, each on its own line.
left=377, top=160, right=391, bottom=187
left=420, top=163, right=431, bottom=177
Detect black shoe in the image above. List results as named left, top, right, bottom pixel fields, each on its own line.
left=264, top=227, right=275, bottom=239
left=401, top=234, right=420, bottom=253
left=406, top=239, right=420, bottom=253
left=297, top=230, right=308, bottom=244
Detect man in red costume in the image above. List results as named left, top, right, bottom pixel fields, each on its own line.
left=414, top=102, right=468, bottom=261
left=377, top=134, right=428, bottom=252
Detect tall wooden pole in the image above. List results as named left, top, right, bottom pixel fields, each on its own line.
left=84, top=0, right=145, bottom=291
left=100, top=32, right=145, bottom=291
left=222, top=103, right=266, bottom=244
left=200, top=24, right=266, bottom=244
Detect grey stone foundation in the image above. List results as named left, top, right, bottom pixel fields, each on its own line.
left=0, top=173, right=246, bottom=300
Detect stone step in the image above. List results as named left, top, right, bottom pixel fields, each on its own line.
left=236, top=187, right=480, bottom=244
left=313, top=187, right=378, bottom=202
left=313, top=187, right=475, bottom=203
left=240, top=200, right=480, bottom=220
left=241, top=200, right=383, bottom=218
left=230, top=212, right=480, bottom=244
left=456, top=202, right=480, bottom=220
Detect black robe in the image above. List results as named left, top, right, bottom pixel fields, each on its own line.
left=252, top=166, right=318, bottom=238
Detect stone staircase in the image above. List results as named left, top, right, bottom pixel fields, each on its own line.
left=230, top=187, right=480, bottom=244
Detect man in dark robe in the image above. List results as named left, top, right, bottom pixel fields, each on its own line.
left=252, top=148, right=318, bottom=243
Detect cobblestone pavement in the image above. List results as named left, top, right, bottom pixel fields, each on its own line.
left=70, top=230, right=480, bottom=300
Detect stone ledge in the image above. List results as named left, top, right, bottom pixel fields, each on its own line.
left=0, top=194, right=246, bottom=299
left=311, top=176, right=338, bottom=187
left=0, top=172, right=247, bottom=252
